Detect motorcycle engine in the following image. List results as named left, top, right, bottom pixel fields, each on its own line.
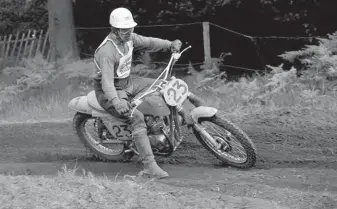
left=145, top=116, right=166, bottom=134
left=144, top=116, right=170, bottom=151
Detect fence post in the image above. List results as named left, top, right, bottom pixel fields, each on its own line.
left=202, top=22, right=211, bottom=69
left=4, top=34, right=12, bottom=60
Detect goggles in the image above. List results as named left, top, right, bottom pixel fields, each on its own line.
left=118, top=28, right=134, bottom=35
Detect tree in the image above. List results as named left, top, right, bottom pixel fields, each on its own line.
left=47, top=0, right=79, bottom=63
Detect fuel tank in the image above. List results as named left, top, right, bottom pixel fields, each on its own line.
left=136, top=92, right=171, bottom=116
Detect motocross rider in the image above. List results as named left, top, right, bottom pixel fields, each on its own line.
left=93, top=7, right=182, bottom=179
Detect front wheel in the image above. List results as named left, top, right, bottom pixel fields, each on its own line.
left=192, top=114, right=256, bottom=169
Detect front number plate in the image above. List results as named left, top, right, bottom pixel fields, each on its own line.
left=163, top=78, right=189, bottom=106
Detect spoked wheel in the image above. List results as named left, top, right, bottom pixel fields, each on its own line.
left=73, top=112, right=133, bottom=162
left=192, top=114, right=256, bottom=169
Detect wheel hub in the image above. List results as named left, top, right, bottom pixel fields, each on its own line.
left=213, top=135, right=231, bottom=152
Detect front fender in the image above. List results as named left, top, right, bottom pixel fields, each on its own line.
left=190, top=106, right=218, bottom=123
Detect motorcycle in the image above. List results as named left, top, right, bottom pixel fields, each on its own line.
left=68, top=46, right=257, bottom=169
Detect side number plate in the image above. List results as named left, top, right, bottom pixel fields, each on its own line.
left=103, top=120, right=132, bottom=140
left=163, top=78, right=189, bottom=106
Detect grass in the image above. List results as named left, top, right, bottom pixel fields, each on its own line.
left=0, top=165, right=250, bottom=209
left=1, top=164, right=336, bottom=209
left=2, top=55, right=337, bottom=127
left=2, top=56, right=337, bottom=208
left=1, top=90, right=74, bottom=122
left=0, top=87, right=86, bottom=122
left=0, top=55, right=94, bottom=122
left=0, top=165, right=174, bottom=209
left=0, top=165, right=291, bottom=209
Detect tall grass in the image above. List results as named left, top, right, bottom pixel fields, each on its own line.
left=1, top=165, right=292, bottom=209
left=1, top=56, right=337, bottom=124
left=0, top=53, right=166, bottom=122
left=1, top=31, right=337, bottom=125
left=0, top=55, right=94, bottom=122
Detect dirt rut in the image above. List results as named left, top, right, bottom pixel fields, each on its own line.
left=1, top=118, right=337, bottom=208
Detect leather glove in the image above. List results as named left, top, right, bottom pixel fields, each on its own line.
left=170, top=39, right=182, bottom=53
left=113, top=99, right=130, bottom=115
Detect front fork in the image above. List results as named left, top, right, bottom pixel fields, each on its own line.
left=166, top=106, right=184, bottom=152
left=166, top=91, right=204, bottom=151
left=185, top=92, right=222, bottom=148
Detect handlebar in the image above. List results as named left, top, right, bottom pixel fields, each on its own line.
left=129, top=45, right=192, bottom=116
left=163, top=45, right=192, bottom=80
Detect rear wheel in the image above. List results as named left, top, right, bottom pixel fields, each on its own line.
left=73, top=112, right=133, bottom=162
left=192, top=114, right=256, bottom=169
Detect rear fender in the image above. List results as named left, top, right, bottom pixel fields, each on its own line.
left=68, top=96, right=92, bottom=115
left=91, top=109, right=110, bottom=117
left=68, top=95, right=118, bottom=118
left=190, top=106, right=218, bottom=123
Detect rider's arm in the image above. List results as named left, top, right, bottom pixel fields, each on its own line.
left=131, top=32, right=172, bottom=52
left=94, top=44, right=120, bottom=105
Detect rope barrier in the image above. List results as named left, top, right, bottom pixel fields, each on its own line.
left=222, top=64, right=261, bottom=72
left=209, top=22, right=325, bottom=40
left=80, top=53, right=261, bottom=71
left=77, top=21, right=327, bottom=73
left=208, top=23, right=254, bottom=40
left=76, top=22, right=203, bottom=30
left=77, top=21, right=326, bottom=40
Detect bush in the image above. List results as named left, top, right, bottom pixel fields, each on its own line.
left=1, top=31, right=337, bottom=122
left=0, top=0, right=47, bottom=35
left=0, top=54, right=94, bottom=118
left=279, top=31, right=337, bottom=91
left=186, top=31, right=337, bottom=120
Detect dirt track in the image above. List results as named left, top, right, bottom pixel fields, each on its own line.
left=1, top=119, right=337, bottom=208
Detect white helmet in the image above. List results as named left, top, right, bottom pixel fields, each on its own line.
left=109, top=7, right=137, bottom=29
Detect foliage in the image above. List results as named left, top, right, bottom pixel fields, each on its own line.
left=256, top=0, right=318, bottom=34
left=192, top=52, right=231, bottom=90
left=0, top=0, right=47, bottom=35
left=1, top=27, right=337, bottom=122
left=278, top=31, right=337, bottom=91
left=2, top=0, right=335, bottom=36
left=133, top=0, right=234, bottom=24
left=187, top=31, right=337, bottom=115
left=0, top=54, right=94, bottom=111
left=191, top=63, right=337, bottom=121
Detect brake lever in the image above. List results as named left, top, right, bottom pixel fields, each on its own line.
left=172, top=45, right=191, bottom=61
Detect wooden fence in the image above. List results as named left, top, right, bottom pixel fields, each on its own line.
left=0, top=29, right=51, bottom=68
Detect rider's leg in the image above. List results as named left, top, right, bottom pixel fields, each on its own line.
left=95, top=83, right=168, bottom=178
left=130, top=109, right=169, bottom=178
left=128, top=76, right=169, bottom=178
